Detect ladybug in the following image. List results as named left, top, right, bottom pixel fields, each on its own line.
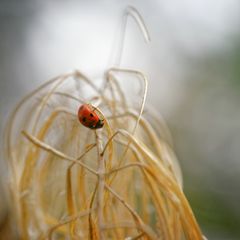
left=78, top=104, right=104, bottom=129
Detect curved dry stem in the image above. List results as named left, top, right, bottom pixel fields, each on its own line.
left=52, top=91, right=85, bottom=104
left=88, top=184, right=99, bottom=240
left=104, top=68, right=149, bottom=185
left=105, top=162, right=146, bottom=176
left=47, top=209, right=94, bottom=240
left=106, top=67, right=148, bottom=135
left=95, top=130, right=105, bottom=240
left=106, top=110, right=183, bottom=187
left=105, top=184, right=158, bottom=240
left=66, top=143, right=96, bottom=235
left=22, top=131, right=97, bottom=176
left=31, top=76, right=70, bottom=135
left=102, top=128, right=202, bottom=239
left=103, top=134, right=173, bottom=239
left=113, top=5, right=150, bottom=67
left=5, top=74, right=69, bottom=171
left=102, top=221, right=136, bottom=230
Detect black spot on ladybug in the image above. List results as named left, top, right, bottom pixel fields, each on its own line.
left=82, top=117, right=86, bottom=122
left=90, top=113, right=94, bottom=117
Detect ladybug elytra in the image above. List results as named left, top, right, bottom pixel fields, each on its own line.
left=78, top=104, right=104, bottom=129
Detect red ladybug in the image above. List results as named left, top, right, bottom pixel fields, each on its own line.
left=78, top=104, right=104, bottom=129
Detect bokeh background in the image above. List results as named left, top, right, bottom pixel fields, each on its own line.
left=0, top=0, right=240, bottom=239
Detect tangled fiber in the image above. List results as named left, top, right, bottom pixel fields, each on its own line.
left=3, top=6, right=205, bottom=240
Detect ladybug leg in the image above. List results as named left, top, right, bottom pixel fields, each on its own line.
left=22, top=131, right=98, bottom=176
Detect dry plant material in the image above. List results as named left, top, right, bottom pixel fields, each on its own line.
left=3, top=6, right=205, bottom=240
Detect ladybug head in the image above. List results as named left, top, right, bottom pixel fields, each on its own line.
left=92, top=119, right=104, bottom=129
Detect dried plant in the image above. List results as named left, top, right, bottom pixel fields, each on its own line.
left=3, top=6, right=205, bottom=240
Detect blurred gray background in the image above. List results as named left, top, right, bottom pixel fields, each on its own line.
left=1, top=0, right=240, bottom=239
